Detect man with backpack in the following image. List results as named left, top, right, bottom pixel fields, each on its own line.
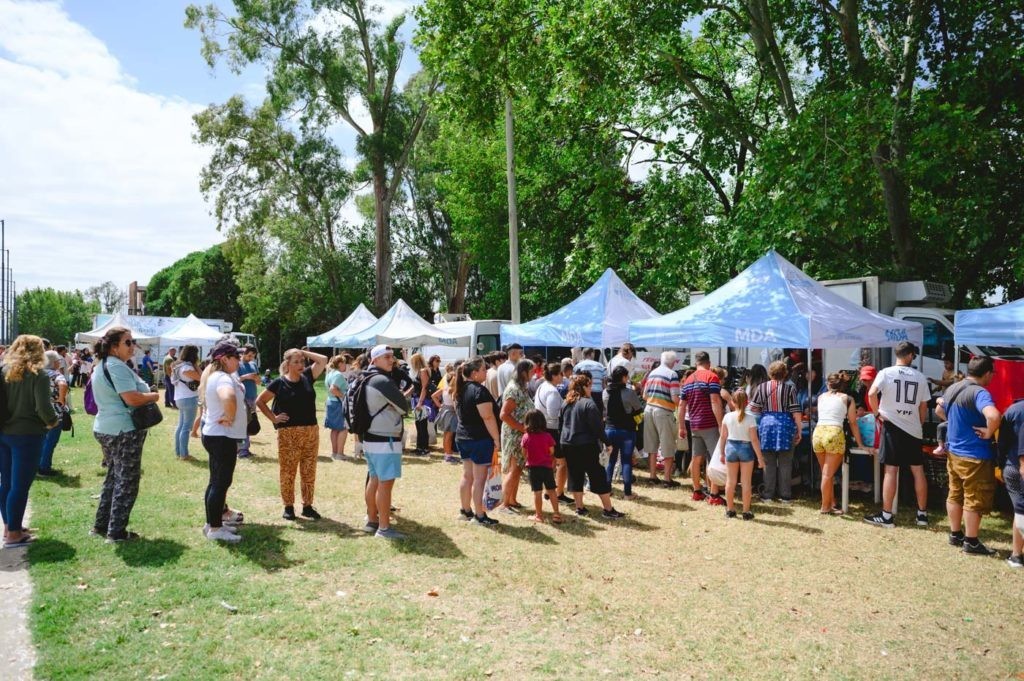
left=348, top=345, right=411, bottom=540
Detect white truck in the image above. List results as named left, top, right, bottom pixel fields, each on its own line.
left=418, top=317, right=510, bottom=366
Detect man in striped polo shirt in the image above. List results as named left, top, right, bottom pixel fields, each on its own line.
left=642, top=351, right=681, bottom=485
left=679, top=351, right=725, bottom=502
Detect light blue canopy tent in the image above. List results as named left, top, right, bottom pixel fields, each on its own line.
left=500, top=268, right=660, bottom=348
left=629, top=251, right=924, bottom=349
left=326, top=299, right=471, bottom=348
left=955, top=297, right=1024, bottom=347
left=306, top=303, right=378, bottom=348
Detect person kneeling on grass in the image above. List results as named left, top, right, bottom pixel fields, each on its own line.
left=559, top=374, right=625, bottom=519
left=201, top=342, right=248, bottom=543
left=358, top=345, right=411, bottom=540
left=717, top=390, right=764, bottom=520
left=522, top=410, right=561, bottom=523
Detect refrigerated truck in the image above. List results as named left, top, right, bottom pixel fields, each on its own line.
left=418, top=319, right=509, bottom=366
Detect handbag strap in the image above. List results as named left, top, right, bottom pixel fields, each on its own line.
left=102, top=359, right=131, bottom=409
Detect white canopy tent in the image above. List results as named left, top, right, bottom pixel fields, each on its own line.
left=158, top=314, right=225, bottom=355
left=306, top=303, right=379, bottom=348
left=74, top=312, right=157, bottom=346
left=327, top=299, right=471, bottom=348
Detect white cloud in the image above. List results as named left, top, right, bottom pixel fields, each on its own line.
left=0, top=0, right=219, bottom=294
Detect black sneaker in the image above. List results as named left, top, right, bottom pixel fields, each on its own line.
left=948, top=531, right=965, bottom=547
left=863, top=512, right=895, bottom=528
left=602, top=508, right=625, bottom=519
left=473, top=514, right=499, bottom=526
left=1007, top=554, right=1023, bottom=569
left=915, top=511, right=929, bottom=527
left=282, top=506, right=296, bottom=520
left=105, top=530, right=140, bottom=544
left=458, top=509, right=473, bottom=521
left=557, top=494, right=573, bottom=504
left=742, top=512, right=755, bottom=521
left=301, top=505, right=321, bottom=520
left=725, top=510, right=737, bottom=519
left=962, top=540, right=997, bottom=556
left=575, top=507, right=590, bottom=516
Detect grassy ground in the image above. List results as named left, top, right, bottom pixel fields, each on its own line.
left=24, top=385, right=1024, bottom=680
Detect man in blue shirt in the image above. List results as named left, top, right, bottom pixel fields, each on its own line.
left=237, top=345, right=260, bottom=458
left=999, top=397, right=1024, bottom=568
left=936, top=357, right=1001, bottom=556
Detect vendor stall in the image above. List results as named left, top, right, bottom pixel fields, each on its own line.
left=306, top=303, right=378, bottom=348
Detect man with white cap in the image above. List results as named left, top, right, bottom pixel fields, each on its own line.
left=360, top=345, right=411, bottom=539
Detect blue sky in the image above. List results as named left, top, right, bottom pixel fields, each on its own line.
left=0, top=0, right=420, bottom=298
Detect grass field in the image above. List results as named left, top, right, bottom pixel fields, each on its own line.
left=23, top=385, right=1024, bottom=680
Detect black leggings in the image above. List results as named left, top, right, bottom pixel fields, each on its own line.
left=562, top=442, right=611, bottom=495
left=202, top=435, right=238, bottom=527
left=415, top=418, right=429, bottom=450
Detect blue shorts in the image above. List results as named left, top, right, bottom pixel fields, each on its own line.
left=457, top=438, right=494, bottom=466
left=364, top=439, right=402, bottom=481
left=324, top=400, right=347, bottom=431
left=725, top=439, right=756, bottom=463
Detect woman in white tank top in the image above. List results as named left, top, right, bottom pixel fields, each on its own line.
left=812, top=373, right=867, bottom=515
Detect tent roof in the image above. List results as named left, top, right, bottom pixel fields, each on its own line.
left=500, top=269, right=660, bottom=348
left=306, top=304, right=378, bottom=347
left=955, top=297, right=1024, bottom=348
left=328, top=299, right=471, bottom=348
left=629, top=251, right=924, bottom=349
left=159, top=314, right=224, bottom=345
left=75, top=312, right=157, bottom=344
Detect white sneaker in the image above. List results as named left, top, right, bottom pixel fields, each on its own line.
left=206, top=526, right=241, bottom=542
left=204, top=524, right=239, bottom=537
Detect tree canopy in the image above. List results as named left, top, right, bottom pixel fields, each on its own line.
left=16, top=288, right=99, bottom=345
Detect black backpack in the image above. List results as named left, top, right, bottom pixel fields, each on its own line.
left=346, top=368, right=387, bottom=438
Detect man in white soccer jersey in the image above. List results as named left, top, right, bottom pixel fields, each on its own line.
left=863, top=341, right=931, bottom=528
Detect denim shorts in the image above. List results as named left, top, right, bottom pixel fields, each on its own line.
left=724, top=439, right=756, bottom=463
left=457, top=438, right=494, bottom=466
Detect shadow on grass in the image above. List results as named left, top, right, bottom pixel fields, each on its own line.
left=398, top=455, right=436, bottom=466
left=548, top=518, right=603, bottom=538
left=491, top=523, right=558, bottom=544
left=590, top=515, right=659, bottom=532
left=633, top=497, right=695, bottom=512
left=293, top=516, right=362, bottom=538
left=115, top=538, right=187, bottom=568
left=756, top=518, right=823, bottom=535
left=385, top=518, right=465, bottom=558
left=751, top=504, right=794, bottom=517
left=316, top=455, right=334, bottom=464
left=27, top=539, right=77, bottom=565
left=225, top=523, right=302, bottom=572
left=239, top=454, right=279, bottom=465
left=40, top=472, right=82, bottom=489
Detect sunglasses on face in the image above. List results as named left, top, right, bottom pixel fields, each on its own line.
left=122, top=338, right=136, bottom=346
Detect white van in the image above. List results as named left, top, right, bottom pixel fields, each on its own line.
left=419, top=320, right=509, bottom=366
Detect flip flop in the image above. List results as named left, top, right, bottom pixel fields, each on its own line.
left=3, top=535, right=35, bottom=549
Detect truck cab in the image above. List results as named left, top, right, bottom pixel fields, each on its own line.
left=419, top=317, right=509, bottom=366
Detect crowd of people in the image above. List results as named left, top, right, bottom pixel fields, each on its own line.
left=0, top=332, right=1020, bottom=570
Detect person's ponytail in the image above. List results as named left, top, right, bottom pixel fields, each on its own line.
left=93, top=327, right=129, bottom=360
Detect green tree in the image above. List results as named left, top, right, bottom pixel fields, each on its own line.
left=84, top=281, right=124, bottom=314
left=187, top=0, right=437, bottom=313
left=145, top=245, right=243, bottom=321
left=16, top=288, right=99, bottom=344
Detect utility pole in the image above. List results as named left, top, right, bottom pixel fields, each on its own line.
left=505, top=97, right=521, bottom=324
left=1, top=219, right=6, bottom=343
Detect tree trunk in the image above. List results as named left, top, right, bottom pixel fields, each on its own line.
left=871, top=143, right=915, bottom=271
left=372, top=162, right=392, bottom=314
left=448, top=251, right=471, bottom=314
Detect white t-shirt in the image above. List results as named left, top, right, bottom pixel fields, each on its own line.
left=202, top=371, right=248, bottom=439
left=534, top=381, right=564, bottom=430
left=722, top=411, right=754, bottom=441
left=608, top=354, right=635, bottom=379
left=173, top=362, right=199, bottom=399
left=872, top=364, right=928, bottom=439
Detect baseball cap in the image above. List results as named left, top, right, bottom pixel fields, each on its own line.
left=859, top=365, right=877, bottom=383
left=211, top=342, right=240, bottom=360
left=895, top=341, right=920, bottom=357
left=370, top=344, right=393, bottom=360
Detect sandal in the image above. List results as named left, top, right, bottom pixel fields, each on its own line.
left=550, top=514, right=563, bottom=524
left=820, top=508, right=844, bottom=516
left=529, top=514, right=545, bottom=523
left=3, top=534, right=35, bottom=549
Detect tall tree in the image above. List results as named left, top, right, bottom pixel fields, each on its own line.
left=84, top=281, right=123, bottom=314
left=145, top=245, right=243, bottom=321
left=187, top=0, right=437, bottom=313
left=16, top=288, right=99, bottom=344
